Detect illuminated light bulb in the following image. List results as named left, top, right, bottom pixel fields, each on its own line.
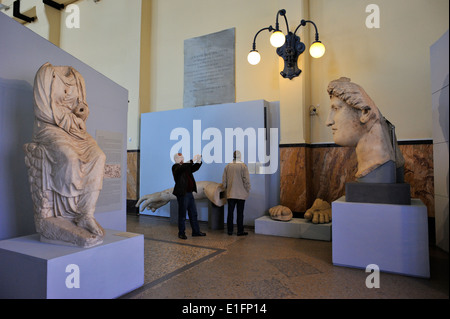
left=247, top=50, right=261, bottom=65
left=270, top=31, right=286, bottom=48
left=309, top=41, right=325, bottom=58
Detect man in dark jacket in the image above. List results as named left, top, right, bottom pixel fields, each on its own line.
left=172, top=153, right=206, bottom=239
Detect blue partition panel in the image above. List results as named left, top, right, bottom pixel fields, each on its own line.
left=140, top=100, right=280, bottom=226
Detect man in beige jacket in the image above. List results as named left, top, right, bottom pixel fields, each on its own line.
left=222, top=151, right=251, bottom=236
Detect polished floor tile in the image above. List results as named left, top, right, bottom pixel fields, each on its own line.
left=121, top=214, right=449, bottom=299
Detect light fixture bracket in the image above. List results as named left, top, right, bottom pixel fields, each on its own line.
left=248, top=9, right=324, bottom=79
left=42, top=0, right=65, bottom=11
left=276, top=32, right=305, bottom=79
left=13, top=0, right=36, bottom=23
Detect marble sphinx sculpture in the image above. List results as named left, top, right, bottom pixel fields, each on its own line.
left=23, top=62, right=106, bottom=248
left=326, top=77, right=405, bottom=183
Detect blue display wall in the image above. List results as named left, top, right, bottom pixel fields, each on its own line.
left=140, top=100, right=280, bottom=226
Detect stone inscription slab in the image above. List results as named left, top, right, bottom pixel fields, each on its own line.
left=184, top=28, right=235, bottom=108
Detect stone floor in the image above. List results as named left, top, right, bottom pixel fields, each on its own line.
left=121, top=214, right=449, bottom=299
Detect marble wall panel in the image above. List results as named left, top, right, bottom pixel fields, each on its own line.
left=127, top=151, right=140, bottom=201
left=309, top=146, right=358, bottom=205
left=279, top=143, right=434, bottom=217
left=279, top=147, right=310, bottom=213
left=128, top=143, right=434, bottom=216
left=399, top=143, right=435, bottom=217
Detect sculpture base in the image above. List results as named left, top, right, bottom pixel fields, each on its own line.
left=170, top=199, right=224, bottom=230
left=36, top=216, right=105, bottom=248
left=0, top=229, right=144, bottom=299
left=39, top=235, right=103, bottom=248
left=332, top=196, right=430, bottom=278
left=345, top=182, right=411, bottom=205
left=255, top=216, right=331, bottom=241
left=208, top=201, right=224, bottom=230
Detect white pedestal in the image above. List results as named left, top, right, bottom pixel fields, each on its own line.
left=255, top=216, right=331, bottom=241
left=332, top=196, right=430, bottom=278
left=0, top=229, right=144, bottom=299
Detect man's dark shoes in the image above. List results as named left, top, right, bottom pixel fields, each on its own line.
left=237, top=232, right=248, bottom=236
left=178, top=233, right=187, bottom=240
left=192, top=232, right=206, bottom=237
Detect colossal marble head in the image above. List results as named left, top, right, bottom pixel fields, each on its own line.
left=326, top=77, right=382, bottom=147
left=326, top=77, right=404, bottom=180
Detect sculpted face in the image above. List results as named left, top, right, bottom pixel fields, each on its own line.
left=326, top=96, right=367, bottom=147
left=325, top=77, right=405, bottom=180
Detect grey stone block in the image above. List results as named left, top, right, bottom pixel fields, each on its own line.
left=345, top=182, right=411, bottom=205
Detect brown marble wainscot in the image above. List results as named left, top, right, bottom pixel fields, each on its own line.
left=279, top=145, right=310, bottom=213
left=127, top=150, right=140, bottom=213
left=279, top=140, right=434, bottom=217
left=399, top=141, right=435, bottom=217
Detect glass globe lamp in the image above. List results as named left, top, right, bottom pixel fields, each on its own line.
left=269, top=31, right=286, bottom=48
left=247, top=50, right=261, bottom=65
left=309, top=41, right=325, bottom=58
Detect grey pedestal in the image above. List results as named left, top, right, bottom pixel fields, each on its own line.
left=170, top=200, right=224, bottom=230
left=345, top=182, right=411, bottom=205
left=255, top=216, right=331, bottom=241
left=208, top=202, right=224, bottom=230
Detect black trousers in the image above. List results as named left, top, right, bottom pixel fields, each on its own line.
left=176, top=192, right=201, bottom=235
left=227, top=198, right=245, bottom=233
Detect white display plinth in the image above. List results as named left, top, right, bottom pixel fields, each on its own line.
left=255, top=216, right=331, bottom=241
left=0, top=229, right=144, bottom=299
left=332, top=196, right=430, bottom=278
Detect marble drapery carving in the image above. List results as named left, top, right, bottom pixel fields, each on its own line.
left=24, top=62, right=106, bottom=248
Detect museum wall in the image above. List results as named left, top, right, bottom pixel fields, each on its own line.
left=1, top=0, right=143, bottom=151
left=128, top=0, right=447, bottom=218
left=308, top=0, right=449, bottom=143
left=279, top=142, right=434, bottom=216
left=59, top=0, right=142, bottom=150
left=128, top=141, right=435, bottom=218
left=0, top=0, right=62, bottom=46
left=140, top=0, right=282, bottom=114
left=140, top=0, right=449, bottom=143
left=3, top=0, right=445, bottom=230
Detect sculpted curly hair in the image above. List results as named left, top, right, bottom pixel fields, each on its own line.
left=327, top=77, right=379, bottom=115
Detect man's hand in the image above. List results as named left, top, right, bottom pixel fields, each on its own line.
left=193, top=154, right=202, bottom=163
